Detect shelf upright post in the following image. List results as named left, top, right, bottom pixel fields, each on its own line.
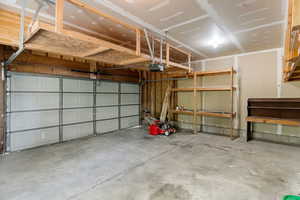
left=193, top=72, right=197, bottom=134
left=230, top=67, right=234, bottom=139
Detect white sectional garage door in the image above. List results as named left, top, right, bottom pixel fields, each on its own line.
left=120, top=83, right=140, bottom=129
left=6, top=73, right=140, bottom=152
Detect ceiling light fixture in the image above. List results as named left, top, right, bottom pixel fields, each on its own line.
left=207, top=35, right=225, bottom=49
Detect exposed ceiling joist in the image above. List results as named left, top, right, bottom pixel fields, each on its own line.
left=163, top=14, right=209, bottom=32
left=234, top=20, right=285, bottom=34
left=195, top=0, right=245, bottom=52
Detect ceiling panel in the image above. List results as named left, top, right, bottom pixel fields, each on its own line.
left=236, top=23, right=283, bottom=52
left=208, top=0, right=284, bottom=32
left=106, top=0, right=207, bottom=30
left=168, top=17, right=240, bottom=57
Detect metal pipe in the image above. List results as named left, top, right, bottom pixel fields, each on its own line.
left=160, top=38, right=163, bottom=64
left=2, top=0, right=27, bottom=67
left=19, top=0, right=26, bottom=48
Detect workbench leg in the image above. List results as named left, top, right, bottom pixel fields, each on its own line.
left=246, top=122, right=252, bottom=142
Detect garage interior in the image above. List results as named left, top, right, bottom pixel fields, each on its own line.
left=0, top=0, right=300, bottom=199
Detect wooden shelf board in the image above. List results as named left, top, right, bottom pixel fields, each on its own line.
left=194, top=69, right=234, bottom=76
left=167, top=68, right=234, bottom=78
left=246, top=116, right=300, bottom=126
left=171, top=87, right=234, bottom=92
left=171, top=110, right=234, bottom=118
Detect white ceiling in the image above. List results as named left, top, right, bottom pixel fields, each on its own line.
left=1, top=0, right=287, bottom=60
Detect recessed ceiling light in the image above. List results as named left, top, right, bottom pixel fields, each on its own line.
left=125, top=0, right=135, bottom=3
left=206, top=35, right=225, bottom=49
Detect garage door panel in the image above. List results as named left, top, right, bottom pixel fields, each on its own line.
left=8, top=93, right=59, bottom=111
left=121, top=83, right=139, bottom=93
left=121, top=116, right=139, bottom=129
left=96, top=119, right=118, bottom=134
left=96, top=81, right=119, bottom=93
left=10, top=75, right=59, bottom=92
left=7, top=73, right=140, bottom=152
left=96, top=106, right=118, bottom=120
left=8, top=110, right=59, bottom=132
left=96, top=94, right=118, bottom=106
left=63, top=108, right=93, bottom=124
left=63, top=94, right=93, bottom=108
left=120, top=105, right=139, bottom=117
left=121, top=94, right=139, bottom=105
left=63, top=79, right=93, bottom=92
left=63, top=123, right=93, bottom=141
left=10, top=127, right=59, bottom=151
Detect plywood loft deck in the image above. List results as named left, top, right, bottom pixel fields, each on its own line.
left=21, top=0, right=191, bottom=71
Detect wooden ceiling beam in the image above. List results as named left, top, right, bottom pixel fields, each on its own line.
left=82, top=47, right=111, bottom=57
left=118, top=57, right=149, bottom=65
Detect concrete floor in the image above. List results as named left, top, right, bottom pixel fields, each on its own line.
left=0, top=128, right=300, bottom=200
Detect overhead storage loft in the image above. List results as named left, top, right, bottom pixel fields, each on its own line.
left=284, top=0, right=300, bottom=81
left=1, top=0, right=192, bottom=72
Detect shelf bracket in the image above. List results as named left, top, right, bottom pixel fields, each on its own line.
left=1, top=0, right=27, bottom=68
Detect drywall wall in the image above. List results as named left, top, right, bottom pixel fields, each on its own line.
left=177, top=48, right=300, bottom=143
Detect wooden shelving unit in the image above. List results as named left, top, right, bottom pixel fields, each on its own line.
left=171, top=87, right=234, bottom=92
left=169, top=68, right=236, bottom=138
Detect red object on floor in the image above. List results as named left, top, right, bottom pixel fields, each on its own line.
left=148, top=124, right=164, bottom=135
left=148, top=120, right=176, bottom=136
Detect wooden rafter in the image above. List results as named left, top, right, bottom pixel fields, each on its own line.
left=55, top=0, right=64, bottom=33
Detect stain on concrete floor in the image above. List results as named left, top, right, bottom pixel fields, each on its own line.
left=150, top=184, right=191, bottom=200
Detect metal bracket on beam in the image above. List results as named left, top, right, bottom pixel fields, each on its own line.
left=28, top=0, right=48, bottom=32
left=2, top=0, right=27, bottom=68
